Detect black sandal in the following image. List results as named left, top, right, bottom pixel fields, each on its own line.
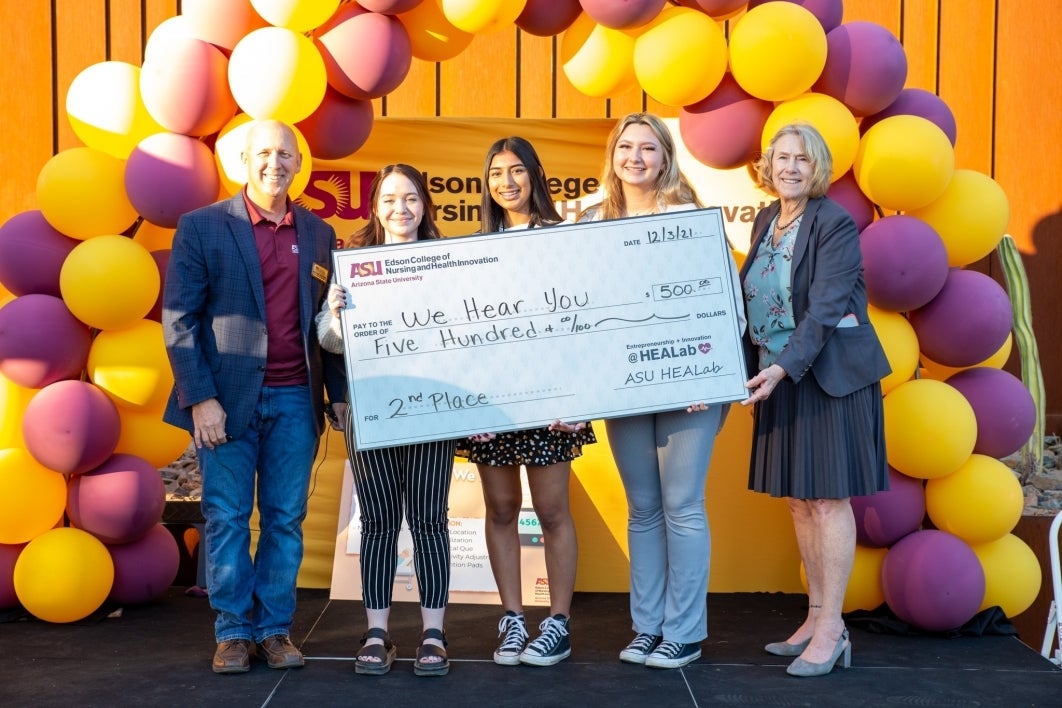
left=413, top=628, right=449, bottom=677
left=355, top=627, right=396, bottom=675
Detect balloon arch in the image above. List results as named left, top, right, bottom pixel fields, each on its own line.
left=0, top=0, right=1042, bottom=628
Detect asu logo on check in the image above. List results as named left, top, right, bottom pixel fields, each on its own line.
left=349, top=260, right=383, bottom=278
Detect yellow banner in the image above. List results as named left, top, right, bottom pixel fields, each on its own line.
left=296, top=117, right=771, bottom=250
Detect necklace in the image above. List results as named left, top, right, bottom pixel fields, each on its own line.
left=775, top=208, right=805, bottom=232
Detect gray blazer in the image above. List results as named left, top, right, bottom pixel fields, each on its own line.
left=739, top=197, right=890, bottom=397
left=162, top=192, right=344, bottom=439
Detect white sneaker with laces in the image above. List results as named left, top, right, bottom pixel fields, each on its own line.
left=519, top=614, right=571, bottom=667
left=493, top=611, right=528, bottom=666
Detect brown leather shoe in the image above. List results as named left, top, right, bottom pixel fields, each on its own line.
left=212, top=639, right=251, bottom=674
left=256, top=635, right=305, bottom=669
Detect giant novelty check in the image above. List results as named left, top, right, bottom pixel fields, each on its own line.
left=334, top=208, right=748, bottom=450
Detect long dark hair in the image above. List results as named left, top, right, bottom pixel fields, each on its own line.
left=480, top=136, right=563, bottom=233
left=349, top=163, right=442, bottom=247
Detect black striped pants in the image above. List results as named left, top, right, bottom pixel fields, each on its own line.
left=347, top=438, right=457, bottom=610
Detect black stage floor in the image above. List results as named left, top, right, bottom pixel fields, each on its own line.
left=2, top=588, right=1059, bottom=707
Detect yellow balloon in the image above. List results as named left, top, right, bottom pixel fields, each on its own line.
left=441, top=0, right=526, bottom=34
left=845, top=545, right=888, bottom=613
left=36, top=148, right=139, bottom=241
left=883, top=378, right=976, bottom=479
left=867, top=305, right=919, bottom=395
left=561, top=14, right=638, bottom=98
left=130, top=220, right=176, bottom=253
left=970, top=533, right=1042, bottom=617
left=728, top=1, right=827, bottom=101
left=0, top=375, right=36, bottom=449
left=251, top=0, right=341, bottom=32
left=13, top=527, right=114, bottom=623
left=214, top=115, right=314, bottom=199
left=114, top=406, right=191, bottom=469
left=925, top=454, right=1023, bottom=544
left=228, top=27, right=327, bottom=123
left=854, top=115, right=954, bottom=212
left=919, top=334, right=1013, bottom=381
left=762, top=93, right=859, bottom=182
left=65, top=61, right=164, bottom=160
left=908, top=170, right=1010, bottom=268
left=87, top=320, right=173, bottom=411
left=398, top=0, right=475, bottom=62
left=59, top=236, right=160, bottom=331
left=0, top=448, right=67, bottom=545
left=633, top=7, right=728, bottom=107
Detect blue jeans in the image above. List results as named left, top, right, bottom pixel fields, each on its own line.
left=605, top=405, right=724, bottom=644
left=199, top=385, right=317, bottom=643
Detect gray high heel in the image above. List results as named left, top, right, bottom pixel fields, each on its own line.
left=764, top=637, right=811, bottom=657
left=785, top=630, right=851, bottom=677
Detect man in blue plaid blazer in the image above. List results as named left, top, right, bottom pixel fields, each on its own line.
left=163, top=120, right=345, bottom=675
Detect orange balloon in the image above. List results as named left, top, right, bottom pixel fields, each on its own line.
left=36, top=148, right=139, bottom=241
left=0, top=448, right=68, bottom=545
left=398, top=0, right=475, bottom=62
left=65, top=61, right=164, bottom=159
left=87, top=320, right=174, bottom=411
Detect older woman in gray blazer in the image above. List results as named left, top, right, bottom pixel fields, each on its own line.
left=739, top=123, right=890, bottom=678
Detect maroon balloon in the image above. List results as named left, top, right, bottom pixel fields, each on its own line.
left=908, top=269, right=1013, bottom=368
left=125, top=133, right=220, bottom=228
left=861, top=88, right=958, bottom=146
left=881, top=530, right=985, bottom=632
left=517, top=0, right=581, bottom=36
left=0, top=211, right=80, bottom=297
left=357, top=0, right=422, bottom=13
left=946, top=367, right=1036, bottom=459
left=579, top=0, right=666, bottom=30
left=859, top=215, right=949, bottom=312
left=296, top=86, right=375, bottom=160
left=315, top=4, right=413, bottom=101
left=107, top=524, right=181, bottom=605
left=826, top=171, right=875, bottom=232
left=813, top=21, right=908, bottom=117
left=851, top=468, right=925, bottom=548
left=679, top=74, right=773, bottom=170
left=68, top=453, right=167, bottom=545
left=746, top=0, right=843, bottom=32
left=146, top=250, right=170, bottom=323
left=673, top=0, right=746, bottom=17
left=22, top=380, right=121, bottom=476
left=140, top=34, right=237, bottom=136
left=0, top=543, right=25, bottom=609
left=0, top=294, right=91, bottom=388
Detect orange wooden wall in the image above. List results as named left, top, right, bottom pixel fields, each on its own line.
left=2, top=0, right=1062, bottom=426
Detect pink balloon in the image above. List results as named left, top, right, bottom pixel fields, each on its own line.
left=0, top=543, right=25, bottom=609
left=0, top=294, right=91, bottom=388
left=517, top=0, right=581, bottom=36
left=107, top=524, right=181, bottom=605
left=295, top=87, right=375, bottom=160
left=124, top=133, right=220, bottom=229
left=579, top=0, right=666, bottom=30
left=861, top=88, right=958, bottom=146
left=181, top=0, right=269, bottom=51
left=881, top=530, right=985, bottom=632
left=946, top=367, right=1036, bottom=459
left=673, top=0, right=746, bottom=17
left=679, top=73, right=773, bottom=169
left=852, top=468, right=925, bottom=547
left=908, top=269, right=1013, bottom=368
left=140, top=34, right=237, bottom=136
left=826, top=171, right=875, bottom=232
left=747, top=0, right=843, bottom=32
left=145, top=250, right=170, bottom=323
left=859, top=215, right=949, bottom=312
left=0, top=211, right=80, bottom=297
left=67, top=453, right=166, bottom=545
left=360, top=0, right=423, bottom=12
left=22, top=380, right=120, bottom=476
left=315, top=4, right=413, bottom=101
left=813, top=21, right=908, bottom=117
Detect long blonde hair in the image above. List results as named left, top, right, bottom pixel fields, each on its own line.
left=583, top=112, right=701, bottom=221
